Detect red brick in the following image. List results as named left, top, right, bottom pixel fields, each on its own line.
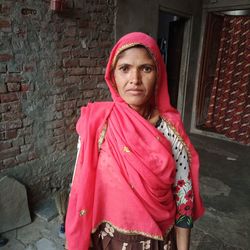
left=78, top=20, right=89, bottom=28
left=83, top=90, right=95, bottom=98
left=2, top=112, right=24, bottom=121
left=0, top=84, right=7, bottom=93
left=61, top=38, right=79, bottom=48
left=6, top=74, right=23, bottom=82
left=64, top=100, right=76, bottom=109
left=7, top=82, right=21, bottom=92
left=0, top=101, right=22, bottom=113
left=53, top=127, right=65, bottom=136
left=3, top=157, right=17, bottom=168
left=63, top=58, right=79, bottom=68
left=71, top=48, right=89, bottom=58
left=46, top=120, right=64, bottom=129
left=68, top=68, right=86, bottom=76
left=65, top=27, right=77, bottom=37
left=21, top=83, right=29, bottom=92
left=5, top=129, right=17, bottom=139
left=56, top=141, right=66, bottom=151
left=0, top=141, right=11, bottom=151
left=0, top=119, right=22, bottom=131
left=0, top=54, right=13, bottom=62
left=17, top=126, right=32, bottom=136
left=63, top=109, right=74, bottom=117
left=0, top=19, right=11, bottom=28
left=79, top=58, right=96, bottom=67
left=23, top=63, right=36, bottom=72
left=0, top=147, right=20, bottom=160
left=65, top=76, right=81, bottom=84
left=0, top=92, right=19, bottom=102
left=87, top=67, right=103, bottom=75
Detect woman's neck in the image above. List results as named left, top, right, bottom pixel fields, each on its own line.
left=129, top=104, right=151, bottom=119
left=129, top=104, right=160, bottom=125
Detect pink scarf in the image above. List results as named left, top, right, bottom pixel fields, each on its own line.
left=65, top=32, right=204, bottom=250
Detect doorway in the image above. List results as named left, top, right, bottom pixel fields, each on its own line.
left=196, top=10, right=250, bottom=145
left=157, top=10, right=188, bottom=110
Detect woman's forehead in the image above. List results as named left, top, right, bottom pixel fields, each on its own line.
left=114, top=46, right=155, bottom=66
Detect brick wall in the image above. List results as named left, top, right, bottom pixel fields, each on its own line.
left=0, top=0, right=114, bottom=205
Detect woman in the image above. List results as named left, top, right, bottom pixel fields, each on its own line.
left=65, top=32, right=204, bottom=250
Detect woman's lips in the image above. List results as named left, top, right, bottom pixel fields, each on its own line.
left=126, top=89, right=143, bottom=95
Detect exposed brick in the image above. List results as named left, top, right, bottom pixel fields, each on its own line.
left=71, top=48, right=89, bottom=58
left=79, top=58, right=96, bottom=67
left=64, top=100, right=77, bottom=109
left=0, top=84, right=7, bottom=93
left=17, top=126, right=32, bottom=136
left=21, top=83, right=29, bottom=92
left=87, top=67, right=103, bottom=75
left=0, top=101, right=22, bottom=113
left=83, top=90, right=95, bottom=98
left=0, top=119, right=22, bottom=131
left=50, top=69, right=64, bottom=78
left=0, top=147, right=20, bottom=160
left=0, top=92, right=18, bottom=102
left=63, top=58, right=79, bottom=68
left=6, top=74, right=23, bottom=82
left=2, top=111, right=24, bottom=121
left=60, top=38, right=79, bottom=48
left=0, top=3, right=12, bottom=16
left=23, top=63, right=36, bottom=72
left=3, top=157, right=17, bottom=168
left=53, top=127, right=65, bottom=136
left=56, top=141, right=66, bottom=151
left=0, top=54, right=13, bottom=62
left=63, top=109, right=74, bottom=117
left=0, top=141, right=11, bottom=151
left=46, top=119, right=65, bottom=129
left=0, top=63, right=7, bottom=73
left=5, top=129, right=17, bottom=139
left=65, top=75, right=81, bottom=84
left=65, top=27, right=77, bottom=37
left=68, top=67, right=86, bottom=76
left=6, top=82, right=21, bottom=92
left=0, top=18, right=11, bottom=29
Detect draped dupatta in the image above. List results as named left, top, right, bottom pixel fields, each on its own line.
left=65, top=32, right=204, bottom=250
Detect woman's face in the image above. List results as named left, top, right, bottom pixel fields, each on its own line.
left=113, top=47, right=157, bottom=110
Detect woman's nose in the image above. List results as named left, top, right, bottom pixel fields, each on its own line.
left=129, top=69, right=141, bottom=85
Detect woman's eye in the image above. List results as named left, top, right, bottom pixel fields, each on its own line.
left=119, top=65, right=129, bottom=72
left=142, top=66, right=153, bottom=73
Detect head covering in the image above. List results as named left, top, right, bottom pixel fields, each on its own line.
left=66, top=32, right=204, bottom=250
left=105, top=32, right=176, bottom=114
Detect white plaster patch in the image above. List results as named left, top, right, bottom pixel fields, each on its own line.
left=81, top=40, right=87, bottom=49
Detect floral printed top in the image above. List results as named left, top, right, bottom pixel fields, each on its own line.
left=156, top=117, right=193, bottom=228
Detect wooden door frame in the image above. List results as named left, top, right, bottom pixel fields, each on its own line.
left=159, top=6, right=192, bottom=119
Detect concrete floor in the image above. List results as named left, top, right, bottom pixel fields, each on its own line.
left=190, top=134, right=250, bottom=250
left=1, top=134, right=249, bottom=250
